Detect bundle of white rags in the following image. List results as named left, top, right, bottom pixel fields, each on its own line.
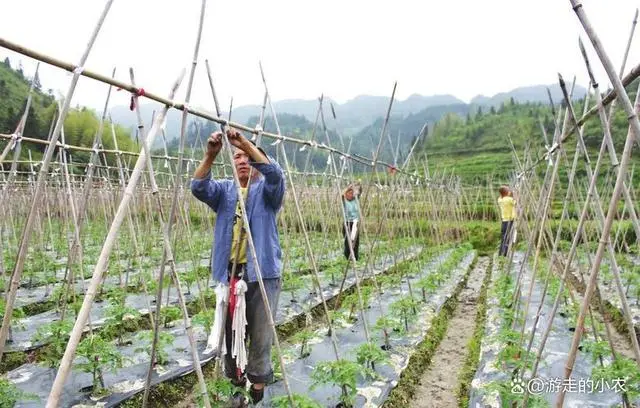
left=205, top=282, right=229, bottom=355
left=231, top=279, right=248, bottom=371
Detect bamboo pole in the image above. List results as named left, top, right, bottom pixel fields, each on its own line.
left=557, top=2, right=640, bottom=405
left=557, top=63, right=640, bottom=364
left=142, top=2, right=208, bottom=405
left=0, top=39, right=426, bottom=187
left=325, top=91, right=420, bottom=352
left=262, top=92, right=363, bottom=371
left=0, top=62, right=41, bottom=294
left=312, top=95, right=375, bottom=345
left=0, top=0, right=115, bottom=362
left=60, top=70, right=116, bottom=318
left=0, top=62, right=38, bottom=171
left=516, top=78, right=577, bottom=350
left=522, top=81, right=629, bottom=406
left=511, top=107, right=563, bottom=313
left=361, top=82, right=397, bottom=211
left=44, top=68, right=185, bottom=408
left=127, top=68, right=211, bottom=408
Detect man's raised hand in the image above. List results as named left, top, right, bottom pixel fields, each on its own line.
left=226, top=128, right=247, bottom=149
left=206, top=131, right=223, bottom=156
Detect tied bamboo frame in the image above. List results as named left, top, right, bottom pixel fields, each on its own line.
left=1, top=3, right=640, bottom=408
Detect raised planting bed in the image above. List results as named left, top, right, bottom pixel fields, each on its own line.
left=1, top=258, right=211, bottom=355
left=469, top=251, right=637, bottom=407
left=6, top=246, right=423, bottom=407
left=11, top=254, right=208, bottom=312
left=260, top=244, right=476, bottom=407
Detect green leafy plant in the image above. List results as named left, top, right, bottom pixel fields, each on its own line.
left=341, top=286, right=373, bottom=322
left=355, top=341, right=388, bottom=373
left=135, top=330, right=175, bottom=366
left=283, top=270, right=305, bottom=303
left=484, top=378, right=550, bottom=408
left=592, top=357, right=640, bottom=401
left=622, top=266, right=639, bottom=296
left=377, top=273, right=402, bottom=293
left=581, top=339, right=609, bottom=365
left=0, top=377, right=37, bottom=406
left=75, top=334, right=124, bottom=397
left=600, top=262, right=613, bottom=282
left=415, top=273, right=440, bottom=302
left=0, top=300, right=25, bottom=343
left=291, top=328, right=315, bottom=359
left=324, top=263, right=343, bottom=286
left=389, top=296, right=419, bottom=331
left=32, top=319, right=73, bottom=368
left=493, top=327, right=534, bottom=374
left=160, top=305, right=182, bottom=328
left=197, top=377, right=248, bottom=407
left=104, top=288, right=139, bottom=345
left=192, top=311, right=213, bottom=336
left=311, top=359, right=371, bottom=407
left=180, top=269, right=199, bottom=295
left=493, top=270, right=514, bottom=310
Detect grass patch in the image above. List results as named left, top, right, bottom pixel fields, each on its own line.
left=466, top=222, right=501, bottom=256
left=0, top=351, right=27, bottom=373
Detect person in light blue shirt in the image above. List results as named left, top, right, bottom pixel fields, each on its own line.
left=342, top=182, right=361, bottom=260
left=191, top=128, right=284, bottom=406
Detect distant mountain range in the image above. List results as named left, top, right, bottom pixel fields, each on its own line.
left=106, top=82, right=588, bottom=148
left=469, top=84, right=588, bottom=107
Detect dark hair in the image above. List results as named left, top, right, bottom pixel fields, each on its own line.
left=233, top=138, right=268, bottom=158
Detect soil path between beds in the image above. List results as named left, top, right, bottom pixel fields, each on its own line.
left=412, top=256, right=489, bottom=408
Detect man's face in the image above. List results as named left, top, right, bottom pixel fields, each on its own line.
left=345, top=189, right=354, bottom=200
left=234, top=148, right=250, bottom=182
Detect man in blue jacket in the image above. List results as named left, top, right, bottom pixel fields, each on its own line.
left=191, top=128, right=284, bottom=405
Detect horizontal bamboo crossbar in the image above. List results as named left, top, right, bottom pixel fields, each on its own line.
left=0, top=36, right=425, bottom=182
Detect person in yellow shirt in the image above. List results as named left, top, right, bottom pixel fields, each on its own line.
left=497, top=185, right=516, bottom=256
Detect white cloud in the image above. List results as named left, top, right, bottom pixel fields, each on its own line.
left=1, top=0, right=639, bottom=112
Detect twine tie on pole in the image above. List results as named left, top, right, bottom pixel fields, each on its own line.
left=9, top=133, right=20, bottom=150
left=543, top=142, right=559, bottom=166
left=129, top=88, right=146, bottom=111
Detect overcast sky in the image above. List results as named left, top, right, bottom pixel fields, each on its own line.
left=1, top=0, right=639, bottom=113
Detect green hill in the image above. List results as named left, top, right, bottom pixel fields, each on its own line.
left=3, top=56, right=637, bottom=187
left=412, top=85, right=640, bottom=186
left=0, top=58, right=56, bottom=141
left=0, top=58, right=136, bottom=173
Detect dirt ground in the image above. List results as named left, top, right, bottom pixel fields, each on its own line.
left=411, top=256, right=489, bottom=408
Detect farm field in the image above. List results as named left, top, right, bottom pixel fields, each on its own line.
left=1, top=1, right=640, bottom=407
